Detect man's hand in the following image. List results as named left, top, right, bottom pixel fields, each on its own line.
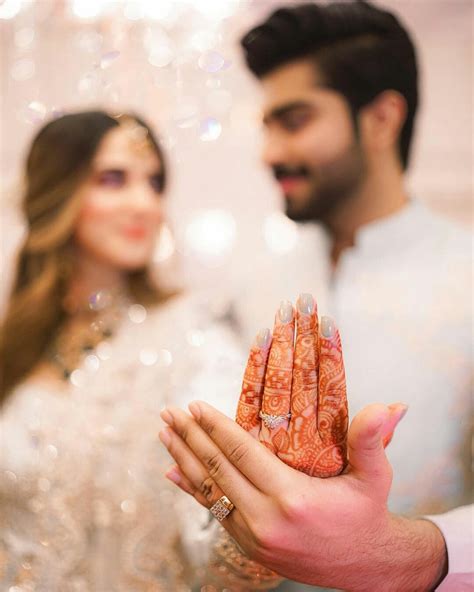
left=159, top=401, right=448, bottom=591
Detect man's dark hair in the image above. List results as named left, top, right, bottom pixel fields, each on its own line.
left=241, top=1, right=419, bottom=169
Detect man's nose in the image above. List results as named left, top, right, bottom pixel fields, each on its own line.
left=261, top=132, right=288, bottom=168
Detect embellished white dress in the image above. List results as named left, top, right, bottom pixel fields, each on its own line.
left=0, top=295, right=271, bottom=591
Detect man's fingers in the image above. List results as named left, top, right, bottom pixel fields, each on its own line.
left=236, top=328, right=272, bottom=437
left=160, top=406, right=263, bottom=512
left=317, top=319, right=348, bottom=470
left=159, top=426, right=223, bottom=507
left=347, top=403, right=395, bottom=492
left=260, top=301, right=295, bottom=451
left=165, top=464, right=201, bottom=498
left=187, top=400, right=290, bottom=495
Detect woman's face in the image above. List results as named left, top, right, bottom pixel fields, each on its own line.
left=74, top=124, right=165, bottom=271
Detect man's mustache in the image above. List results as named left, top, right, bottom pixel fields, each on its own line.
left=272, top=165, right=310, bottom=180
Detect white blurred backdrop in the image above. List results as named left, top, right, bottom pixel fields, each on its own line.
left=1, top=0, right=472, bottom=303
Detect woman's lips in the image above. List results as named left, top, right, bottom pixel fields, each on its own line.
left=122, top=226, right=148, bottom=239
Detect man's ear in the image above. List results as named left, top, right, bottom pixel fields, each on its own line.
left=359, top=90, right=407, bottom=158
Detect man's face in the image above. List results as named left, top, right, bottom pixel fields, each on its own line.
left=261, top=59, right=366, bottom=222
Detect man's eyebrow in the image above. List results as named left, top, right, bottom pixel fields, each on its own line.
left=263, top=101, right=313, bottom=125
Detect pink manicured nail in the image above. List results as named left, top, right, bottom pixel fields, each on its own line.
left=159, top=428, right=172, bottom=447
left=188, top=402, right=201, bottom=420
left=160, top=409, right=173, bottom=425
left=165, top=467, right=181, bottom=484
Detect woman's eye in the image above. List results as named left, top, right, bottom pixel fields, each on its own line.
left=149, top=173, right=164, bottom=193
left=97, top=170, right=125, bottom=187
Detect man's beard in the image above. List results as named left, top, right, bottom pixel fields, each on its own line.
left=276, top=143, right=367, bottom=224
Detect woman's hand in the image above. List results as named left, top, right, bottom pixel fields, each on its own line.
left=236, top=293, right=348, bottom=477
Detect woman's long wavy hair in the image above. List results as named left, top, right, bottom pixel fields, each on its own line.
left=0, top=110, right=172, bottom=404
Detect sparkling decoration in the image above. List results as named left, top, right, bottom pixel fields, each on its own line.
left=0, top=0, right=23, bottom=19
left=70, top=369, right=86, bottom=387
left=157, top=348, right=173, bottom=367
left=185, top=210, right=236, bottom=261
left=148, top=46, right=173, bottom=68
left=88, top=290, right=112, bottom=311
left=72, top=0, right=107, bottom=20
left=198, top=51, right=225, bottom=73
left=84, top=354, right=100, bottom=372
left=139, top=348, right=158, bottom=366
left=11, top=58, right=35, bottom=81
left=22, top=101, right=47, bottom=124
left=188, top=30, right=219, bottom=53
left=199, top=117, right=222, bottom=141
left=263, top=211, right=299, bottom=254
left=193, top=0, right=241, bottom=21
left=100, top=50, right=120, bottom=69
left=128, top=304, right=147, bottom=324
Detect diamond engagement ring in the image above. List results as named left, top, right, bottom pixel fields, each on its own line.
left=210, top=495, right=235, bottom=522
left=259, top=410, right=292, bottom=429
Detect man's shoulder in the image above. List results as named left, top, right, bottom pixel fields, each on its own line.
left=417, top=204, right=472, bottom=255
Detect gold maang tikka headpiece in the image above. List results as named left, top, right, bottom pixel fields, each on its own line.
left=112, top=113, right=154, bottom=156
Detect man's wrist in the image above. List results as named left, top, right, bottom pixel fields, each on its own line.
left=382, top=514, right=448, bottom=591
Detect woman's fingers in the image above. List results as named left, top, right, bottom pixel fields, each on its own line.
left=236, top=328, right=272, bottom=437
left=259, top=301, right=295, bottom=452
left=317, top=318, right=349, bottom=474
left=283, top=294, right=319, bottom=470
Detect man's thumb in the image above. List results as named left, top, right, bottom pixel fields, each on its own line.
left=348, top=403, right=407, bottom=484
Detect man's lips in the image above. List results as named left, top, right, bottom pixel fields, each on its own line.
left=276, top=175, right=308, bottom=193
